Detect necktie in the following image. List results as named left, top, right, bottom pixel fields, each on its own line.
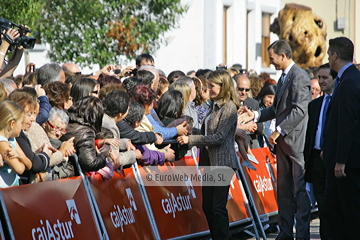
left=277, top=73, right=285, bottom=90
left=334, top=76, right=340, bottom=92
left=320, top=95, right=331, bottom=148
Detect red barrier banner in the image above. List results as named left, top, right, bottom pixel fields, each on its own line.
left=139, top=158, right=208, bottom=239
left=1, top=177, right=100, bottom=240
left=242, top=148, right=278, bottom=215
left=139, top=155, right=252, bottom=239
left=89, top=168, right=155, bottom=240
left=227, top=173, right=252, bottom=223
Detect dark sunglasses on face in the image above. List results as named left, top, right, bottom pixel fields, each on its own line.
left=91, top=90, right=98, bottom=94
left=237, top=87, right=251, bottom=92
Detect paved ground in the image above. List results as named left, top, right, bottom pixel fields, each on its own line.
left=244, top=218, right=320, bottom=240
left=197, top=215, right=320, bottom=240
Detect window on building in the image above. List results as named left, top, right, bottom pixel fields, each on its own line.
left=223, top=6, right=229, bottom=65
left=246, top=10, right=250, bottom=70
left=262, top=13, right=271, bottom=67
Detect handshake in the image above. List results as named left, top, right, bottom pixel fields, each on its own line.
left=237, top=106, right=255, bottom=125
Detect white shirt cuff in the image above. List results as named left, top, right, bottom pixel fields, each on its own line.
left=276, top=125, right=285, bottom=136
left=254, top=111, right=260, bottom=123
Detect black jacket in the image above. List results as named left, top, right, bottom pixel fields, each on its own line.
left=116, top=120, right=157, bottom=145
left=60, top=112, right=106, bottom=172
left=323, top=64, right=360, bottom=169
left=303, top=96, right=323, bottom=182
left=17, top=130, right=50, bottom=184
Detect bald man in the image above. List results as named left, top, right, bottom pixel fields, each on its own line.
left=62, top=63, right=81, bottom=80
left=310, top=78, right=321, bottom=99
left=234, top=74, right=263, bottom=149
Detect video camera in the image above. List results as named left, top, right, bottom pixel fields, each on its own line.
left=0, top=17, right=36, bottom=50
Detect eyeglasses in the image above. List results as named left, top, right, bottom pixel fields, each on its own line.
left=47, top=121, right=67, bottom=134
left=237, top=87, right=251, bottom=92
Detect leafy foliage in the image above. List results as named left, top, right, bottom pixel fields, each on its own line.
left=0, top=0, right=43, bottom=28
left=38, top=0, right=188, bottom=67
left=0, top=0, right=187, bottom=67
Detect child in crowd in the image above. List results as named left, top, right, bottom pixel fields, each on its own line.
left=0, top=101, right=32, bottom=188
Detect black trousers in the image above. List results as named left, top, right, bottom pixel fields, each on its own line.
left=202, top=184, right=230, bottom=240
left=325, top=167, right=360, bottom=240
left=309, top=149, right=332, bottom=240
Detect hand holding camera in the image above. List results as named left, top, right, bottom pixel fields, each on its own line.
left=113, top=65, right=122, bottom=75
left=25, top=62, right=36, bottom=73
left=117, top=66, right=137, bottom=78
left=0, top=17, right=36, bottom=51
left=95, top=64, right=115, bottom=76
left=216, top=63, right=227, bottom=70
left=1, top=28, right=20, bottom=46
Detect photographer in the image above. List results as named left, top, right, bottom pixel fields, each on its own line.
left=0, top=17, right=35, bottom=79
left=0, top=26, right=30, bottom=79
left=0, top=28, right=19, bottom=76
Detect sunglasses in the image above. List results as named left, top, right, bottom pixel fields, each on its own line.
left=237, top=87, right=251, bottom=92
left=91, top=90, right=98, bottom=94
left=47, top=121, right=67, bottom=134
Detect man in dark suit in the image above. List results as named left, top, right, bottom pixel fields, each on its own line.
left=304, top=63, right=336, bottom=240
left=239, top=40, right=312, bottom=240
left=235, top=74, right=263, bottom=149
left=323, top=37, right=360, bottom=240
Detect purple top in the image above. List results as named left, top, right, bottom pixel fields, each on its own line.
left=136, top=145, right=166, bottom=166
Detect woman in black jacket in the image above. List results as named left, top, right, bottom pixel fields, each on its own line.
left=61, top=96, right=118, bottom=172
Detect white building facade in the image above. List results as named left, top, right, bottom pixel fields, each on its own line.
left=155, top=0, right=282, bottom=77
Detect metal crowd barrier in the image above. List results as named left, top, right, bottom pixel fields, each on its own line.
left=0, top=147, right=278, bottom=240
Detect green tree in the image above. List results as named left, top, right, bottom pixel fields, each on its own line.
left=38, top=0, right=188, bottom=67
left=0, top=0, right=43, bottom=29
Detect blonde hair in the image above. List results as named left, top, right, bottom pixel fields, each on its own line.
left=208, top=70, right=240, bottom=108
left=0, top=100, right=24, bottom=130
left=169, top=82, right=191, bottom=113
left=0, top=82, right=7, bottom=102
left=250, top=76, right=264, bottom=98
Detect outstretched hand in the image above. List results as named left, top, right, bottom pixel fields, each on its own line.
left=237, top=106, right=255, bottom=124
left=96, top=64, right=115, bottom=76
left=176, top=121, right=188, bottom=136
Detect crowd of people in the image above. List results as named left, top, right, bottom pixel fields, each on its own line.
left=0, top=26, right=359, bottom=240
